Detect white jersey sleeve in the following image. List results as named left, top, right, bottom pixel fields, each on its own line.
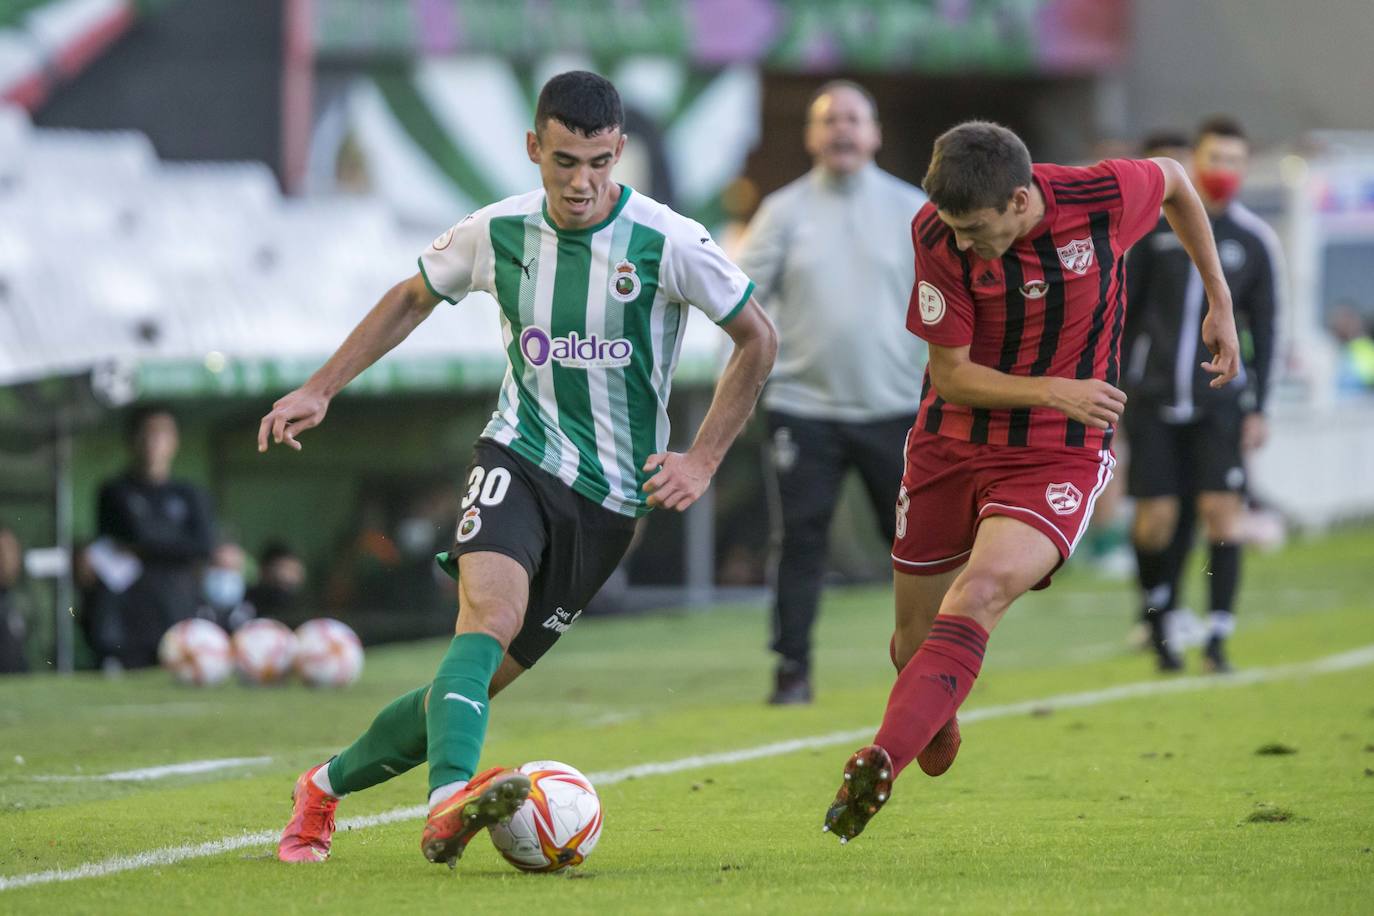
left=661, top=216, right=756, bottom=325
left=417, top=211, right=488, bottom=304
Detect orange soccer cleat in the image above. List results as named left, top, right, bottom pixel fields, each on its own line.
left=278, top=763, right=339, bottom=863
left=916, top=716, right=962, bottom=777
left=822, top=745, right=894, bottom=844
left=421, top=766, right=532, bottom=867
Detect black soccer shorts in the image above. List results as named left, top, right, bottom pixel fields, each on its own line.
left=436, top=438, right=638, bottom=668
left=1124, top=403, right=1246, bottom=499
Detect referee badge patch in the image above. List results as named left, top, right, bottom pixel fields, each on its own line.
left=917, top=281, right=946, bottom=324
left=456, top=507, right=482, bottom=543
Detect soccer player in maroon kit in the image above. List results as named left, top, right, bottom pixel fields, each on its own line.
left=822, top=121, right=1241, bottom=843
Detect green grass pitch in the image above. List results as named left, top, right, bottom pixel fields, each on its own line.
left=2, top=526, right=1372, bottom=914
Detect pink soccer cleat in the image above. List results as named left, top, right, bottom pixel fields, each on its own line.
left=421, top=766, right=531, bottom=868
left=278, top=763, right=339, bottom=862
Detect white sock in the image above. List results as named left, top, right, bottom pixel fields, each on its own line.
left=429, top=780, right=467, bottom=811
left=1209, top=610, right=1237, bottom=638
left=311, top=763, right=340, bottom=798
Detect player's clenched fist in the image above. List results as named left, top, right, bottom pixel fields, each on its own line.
left=1043, top=377, right=1127, bottom=429
left=257, top=386, right=330, bottom=453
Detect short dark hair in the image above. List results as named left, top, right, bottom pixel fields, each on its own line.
left=1140, top=129, right=1190, bottom=157
left=535, top=71, right=623, bottom=137
left=126, top=405, right=175, bottom=442
left=259, top=541, right=298, bottom=568
left=1194, top=115, right=1248, bottom=148
left=808, top=79, right=879, bottom=121
left=922, top=120, right=1033, bottom=215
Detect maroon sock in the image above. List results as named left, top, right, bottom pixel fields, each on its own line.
left=874, top=615, right=988, bottom=777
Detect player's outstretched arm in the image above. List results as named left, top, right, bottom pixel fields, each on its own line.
left=641, top=298, right=777, bottom=511
left=1152, top=156, right=1241, bottom=388
left=927, top=343, right=1126, bottom=430
left=257, top=273, right=441, bottom=452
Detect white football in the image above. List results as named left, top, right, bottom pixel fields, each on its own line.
left=158, top=619, right=233, bottom=686
left=489, top=760, right=603, bottom=872
left=231, top=618, right=297, bottom=684
left=293, top=618, right=364, bottom=687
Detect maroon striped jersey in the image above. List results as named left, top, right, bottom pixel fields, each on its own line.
left=907, top=159, right=1165, bottom=449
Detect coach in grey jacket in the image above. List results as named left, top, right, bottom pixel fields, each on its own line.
left=736, top=81, right=927, bottom=704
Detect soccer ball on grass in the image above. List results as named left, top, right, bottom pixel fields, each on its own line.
left=293, top=618, right=364, bottom=687
left=157, top=618, right=233, bottom=686
left=231, top=618, right=297, bottom=684
left=488, top=760, right=603, bottom=872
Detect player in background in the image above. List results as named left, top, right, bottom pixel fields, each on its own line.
left=1121, top=129, right=1204, bottom=653
left=735, top=80, right=927, bottom=705
left=261, top=71, right=776, bottom=867
left=822, top=121, right=1240, bottom=843
left=1123, top=116, right=1281, bottom=673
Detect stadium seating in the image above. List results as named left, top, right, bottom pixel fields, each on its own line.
left=0, top=104, right=523, bottom=389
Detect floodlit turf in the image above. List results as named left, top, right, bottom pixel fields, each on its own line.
left=2, top=526, right=1373, bottom=914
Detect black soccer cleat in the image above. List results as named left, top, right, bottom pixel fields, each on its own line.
left=822, top=745, right=894, bottom=844
left=768, top=662, right=813, bottom=706
left=1147, top=610, right=1184, bottom=673
left=1202, top=636, right=1233, bottom=674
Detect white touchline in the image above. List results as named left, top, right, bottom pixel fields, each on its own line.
left=4, top=644, right=1372, bottom=894
left=30, top=757, right=273, bottom=783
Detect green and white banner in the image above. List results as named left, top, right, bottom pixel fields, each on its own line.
left=309, top=56, right=760, bottom=231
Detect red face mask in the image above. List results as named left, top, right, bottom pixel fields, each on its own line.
left=1197, top=169, right=1242, bottom=204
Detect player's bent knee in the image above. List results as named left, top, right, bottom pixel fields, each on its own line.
left=455, top=593, right=524, bottom=644
left=942, top=569, right=1017, bottom=625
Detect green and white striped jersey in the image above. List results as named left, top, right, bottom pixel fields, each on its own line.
left=418, top=186, right=755, bottom=518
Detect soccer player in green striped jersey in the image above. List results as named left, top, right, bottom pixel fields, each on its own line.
left=260, top=71, right=777, bottom=868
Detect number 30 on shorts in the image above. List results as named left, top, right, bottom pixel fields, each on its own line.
left=462, top=466, right=511, bottom=509
left=895, top=485, right=910, bottom=539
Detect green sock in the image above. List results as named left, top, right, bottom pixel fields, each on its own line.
left=426, top=633, right=504, bottom=793
left=327, top=685, right=429, bottom=795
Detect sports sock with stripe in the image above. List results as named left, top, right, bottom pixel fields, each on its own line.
left=325, top=685, right=429, bottom=796
left=426, top=633, right=504, bottom=795
left=873, top=615, right=988, bottom=777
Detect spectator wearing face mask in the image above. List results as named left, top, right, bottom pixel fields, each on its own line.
left=199, top=541, right=256, bottom=632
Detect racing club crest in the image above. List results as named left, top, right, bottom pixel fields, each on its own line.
left=609, top=259, right=642, bottom=302
left=1045, top=482, right=1083, bottom=516
left=1056, top=237, right=1095, bottom=275
left=456, top=507, right=482, bottom=543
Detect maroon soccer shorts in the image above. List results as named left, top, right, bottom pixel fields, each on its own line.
left=891, top=427, right=1116, bottom=588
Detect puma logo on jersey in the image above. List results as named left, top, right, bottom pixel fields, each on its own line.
left=510, top=256, right=534, bottom=279
left=443, top=692, right=485, bottom=715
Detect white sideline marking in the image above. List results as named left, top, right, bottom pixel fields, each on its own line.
left=31, top=757, right=272, bottom=783
left=4, top=644, right=1372, bottom=893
